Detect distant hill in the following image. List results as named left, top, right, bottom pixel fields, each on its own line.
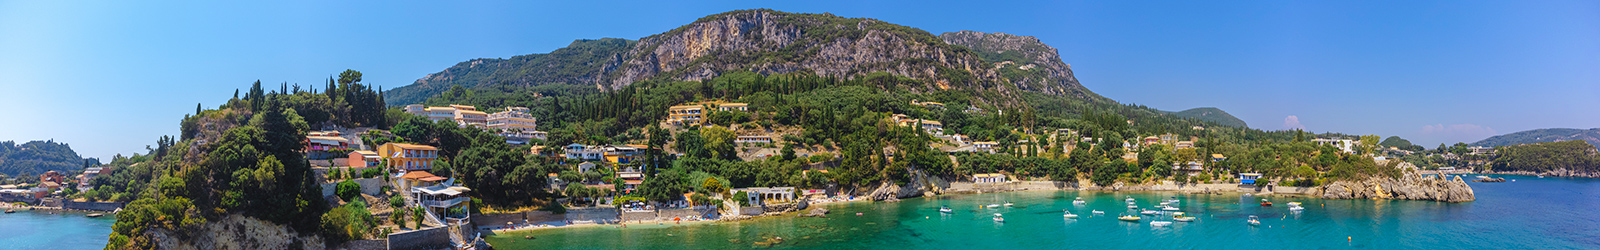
left=0, top=140, right=88, bottom=177
left=1379, top=136, right=1426, bottom=151
left=1164, top=107, right=1247, bottom=128
left=1471, top=128, right=1600, bottom=148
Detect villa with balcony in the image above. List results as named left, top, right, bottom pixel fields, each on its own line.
left=378, top=142, right=438, bottom=171
left=413, top=183, right=472, bottom=225
left=667, top=105, right=706, bottom=126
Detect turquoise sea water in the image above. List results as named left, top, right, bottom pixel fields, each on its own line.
left=487, top=174, right=1600, bottom=249
left=0, top=210, right=115, bottom=250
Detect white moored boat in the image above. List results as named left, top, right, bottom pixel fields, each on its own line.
left=940, top=206, right=953, bottom=213
left=1073, top=197, right=1087, bottom=205
left=993, top=213, right=1005, bottom=223
left=1162, top=206, right=1180, bottom=211
left=1092, top=210, right=1105, bottom=214
left=1063, top=209, right=1078, bottom=218
left=1247, top=215, right=1261, bottom=226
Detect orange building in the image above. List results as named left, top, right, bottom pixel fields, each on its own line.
left=377, top=143, right=438, bottom=171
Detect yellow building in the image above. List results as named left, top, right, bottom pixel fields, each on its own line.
left=668, top=105, right=706, bottom=126
left=377, top=143, right=438, bottom=171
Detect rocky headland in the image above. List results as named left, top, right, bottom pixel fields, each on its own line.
left=1319, top=170, right=1476, bottom=202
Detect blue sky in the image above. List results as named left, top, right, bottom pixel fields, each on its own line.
left=2, top=0, right=1597, bottom=160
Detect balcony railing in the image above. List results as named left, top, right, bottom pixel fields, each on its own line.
left=423, top=197, right=469, bottom=208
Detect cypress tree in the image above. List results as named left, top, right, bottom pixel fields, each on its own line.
left=196, top=103, right=202, bottom=115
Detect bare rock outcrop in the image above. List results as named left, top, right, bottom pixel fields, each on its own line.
left=1320, top=170, right=1475, bottom=202
left=146, top=214, right=326, bottom=250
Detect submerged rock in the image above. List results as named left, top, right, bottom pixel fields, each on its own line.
left=799, top=208, right=829, bottom=217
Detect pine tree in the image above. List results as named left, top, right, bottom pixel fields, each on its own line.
left=196, top=103, right=202, bottom=115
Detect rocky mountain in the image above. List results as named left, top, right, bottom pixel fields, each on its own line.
left=0, top=140, right=90, bottom=177
left=937, top=30, right=1106, bottom=102
left=1471, top=128, right=1600, bottom=148
left=1165, top=107, right=1247, bottom=128
left=388, top=9, right=1103, bottom=107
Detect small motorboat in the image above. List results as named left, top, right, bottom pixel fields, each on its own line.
left=1174, top=216, right=1196, bottom=222
left=1073, top=197, right=1087, bottom=205
left=939, top=206, right=953, bottom=213
left=1140, top=209, right=1160, bottom=215
left=1063, top=210, right=1078, bottom=218
left=1260, top=199, right=1273, bottom=206
left=1125, top=197, right=1136, bottom=202
left=993, top=213, right=1005, bottom=223
left=1092, top=210, right=1105, bottom=214
left=1162, top=206, right=1180, bottom=211
left=86, top=213, right=104, bottom=218
left=1289, top=206, right=1305, bottom=212
left=1247, top=215, right=1261, bottom=226
left=986, top=204, right=1001, bottom=209
left=1118, top=215, right=1142, bottom=221
left=1003, top=202, right=1014, bottom=207
left=1127, top=205, right=1138, bottom=209
left=1287, top=202, right=1302, bottom=207
left=1151, top=220, right=1172, bottom=227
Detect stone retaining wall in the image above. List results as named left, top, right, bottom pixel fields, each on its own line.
left=659, top=208, right=715, bottom=219
left=62, top=200, right=124, bottom=211
left=386, top=226, right=453, bottom=250
left=738, top=207, right=763, bottom=216
left=319, top=177, right=385, bottom=197
left=621, top=211, right=657, bottom=222
left=566, top=207, right=619, bottom=224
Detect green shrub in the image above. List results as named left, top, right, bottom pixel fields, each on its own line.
left=732, top=191, right=749, bottom=206
left=361, top=168, right=383, bottom=179
left=336, top=181, right=362, bottom=202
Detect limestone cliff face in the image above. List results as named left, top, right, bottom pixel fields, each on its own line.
left=392, top=9, right=1031, bottom=107
left=146, top=214, right=326, bottom=250
left=938, top=31, right=1106, bottom=102
left=866, top=169, right=947, bottom=201
left=1319, top=170, right=1476, bottom=202
left=604, top=10, right=1013, bottom=104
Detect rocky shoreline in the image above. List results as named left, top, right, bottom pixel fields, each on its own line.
left=1319, top=170, right=1475, bottom=202
left=1480, top=169, right=1600, bottom=178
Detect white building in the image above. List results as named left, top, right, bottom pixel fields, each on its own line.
left=973, top=173, right=1006, bottom=183
left=1312, top=138, right=1356, bottom=154
left=487, top=107, right=537, bottom=132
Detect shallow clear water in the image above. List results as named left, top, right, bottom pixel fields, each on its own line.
left=487, top=174, right=1600, bottom=249
left=0, top=210, right=115, bottom=250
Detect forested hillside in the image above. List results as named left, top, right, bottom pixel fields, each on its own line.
left=1471, top=128, right=1600, bottom=148
left=0, top=140, right=91, bottom=177
left=1489, top=140, right=1598, bottom=173
left=105, top=71, right=391, bottom=249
